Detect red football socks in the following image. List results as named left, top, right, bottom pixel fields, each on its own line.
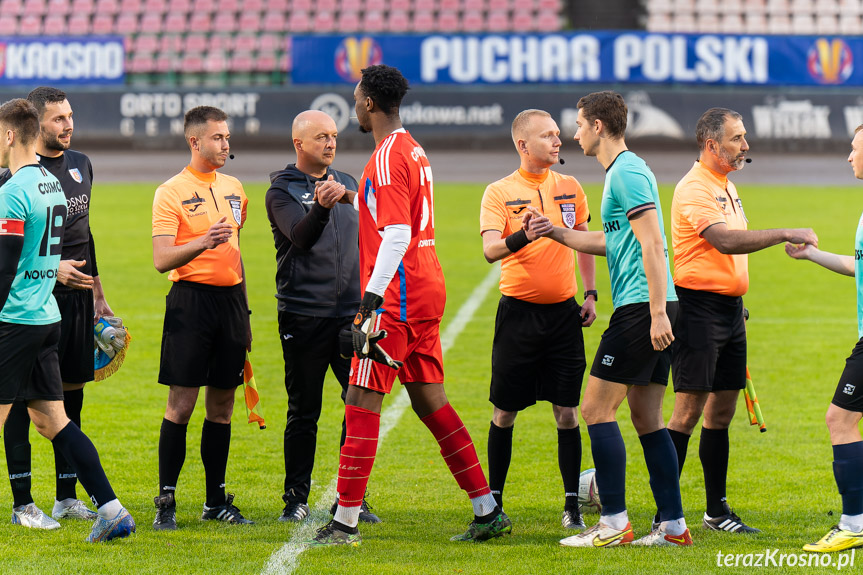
left=336, top=405, right=380, bottom=510
left=421, top=403, right=491, bottom=498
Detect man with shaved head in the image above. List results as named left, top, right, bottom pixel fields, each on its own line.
left=265, top=109, right=379, bottom=523
left=479, top=109, right=596, bottom=530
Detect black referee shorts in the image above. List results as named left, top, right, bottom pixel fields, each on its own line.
left=833, top=337, right=863, bottom=413
left=158, top=281, right=247, bottom=390
left=671, top=286, right=747, bottom=393
left=590, top=301, right=679, bottom=386
left=0, top=321, right=64, bottom=404
left=54, top=288, right=96, bottom=385
left=490, top=295, right=586, bottom=412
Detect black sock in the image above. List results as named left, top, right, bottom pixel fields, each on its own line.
left=4, top=401, right=33, bottom=508
left=640, top=429, right=683, bottom=522
left=158, top=418, right=187, bottom=497
left=487, top=422, right=513, bottom=509
left=668, top=428, right=691, bottom=477
left=833, top=442, right=863, bottom=515
left=476, top=505, right=502, bottom=524
left=201, top=419, right=231, bottom=507
left=557, top=426, right=581, bottom=510
left=332, top=519, right=358, bottom=534
left=54, top=388, right=84, bottom=501
left=51, top=422, right=115, bottom=508
left=700, top=426, right=730, bottom=517
left=587, top=422, right=627, bottom=515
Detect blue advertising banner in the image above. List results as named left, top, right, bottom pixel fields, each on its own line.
left=0, top=36, right=125, bottom=85
left=291, top=32, right=858, bottom=87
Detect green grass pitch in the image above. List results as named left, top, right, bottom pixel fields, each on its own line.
left=0, top=176, right=859, bottom=574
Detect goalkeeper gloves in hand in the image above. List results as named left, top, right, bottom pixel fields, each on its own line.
left=351, top=292, right=403, bottom=370
left=95, top=316, right=127, bottom=357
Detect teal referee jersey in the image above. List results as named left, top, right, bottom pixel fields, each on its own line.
left=601, top=151, right=677, bottom=309
left=0, top=164, right=66, bottom=325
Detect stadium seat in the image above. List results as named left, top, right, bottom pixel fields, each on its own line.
left=129, top=54, right=156, bottom=73
left=181, top=53, right=205, bottom=73
left=265, top=0, right=289, bottom=9
left=43, top=15, right=66, bottom=35
left=212, top=11, right=238, bottom=33
left=362, top=10, right=385, bottom=31
left=461, top=10, right=484, bottom=31
left=47, top=0, right=71, bottom=14
left=389, top=0, right=410, bottom=11
left=839, top=13, right=862, bottom=32
left=0, top=15, right=17, bottom=36
left=229, top=53, right=254, bottom=73
left=119, top=0, right=143, bottom=13
left=815, top=0, right=840, bottom=14
left=313, top=11, right=337, bottom=32
left=791, top=13, right=815, bottom=33
left=253, top=53, right=276, bottom=72
left=672, top=13, right=697, bottom=32
left=90, top=13, right=113, bottom=34
left=204, top=51, right=227, bottom=73
left=411, top=10, right=435, bottom=32
left=266, top=10, right=289, bottom=31
left=143, top=0, right=166, bottom=13
left=364, top=0, right=386, bottom=11
left=696, top=13, right=719, bottom=32
left=291, top=0, right=312, bottom=10
left=840, top=0, right=863, bottom=15
left=139, top=13, right=161, bottom=34
left=486, top=11, right=511, bottom=31
left=287, top=11, right=309, bottom=32
left=187, top=12, right=211, bottom=31
left=436, top=10, right=459, bottom=31
left=233, top=34, right=257, bottom=53
left=19, top=14, right=42, bottom=35
left=767, top=13, right=792, bottom=32
left=386, top=10, right=410, bottom=31
left=536, top=8, right=562, bottom=30
left=744, top=13, right=767, bottom=33
left=134, top=33, right=159, bottom=54
left=720, top=13, right=743, bottom=33
left=22, top=0, right=47, bottom=16
left=165, top=12, right=188, bottom=33
left=335, top=10, right=362, bottom=31
left=765, top=0, right=789, bottom=15
left=184, top=34, right=207, bottom=54
left=160, top=33, right=183, bottom=53
left=816, top=14, right=838, bottom=33
left=646, top=0, right=674, bottom=14
left=317, top=0, right=337, bottom=11
left=694, top=0, right=719, bottom=15
left=239, top=11, right=262, bottom=32
left=259, top=32, right=282, bottom=53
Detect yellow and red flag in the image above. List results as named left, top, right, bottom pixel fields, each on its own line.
left=744, top=367, right=766, bottom=433
left=243, top=353, right=266, bottom=430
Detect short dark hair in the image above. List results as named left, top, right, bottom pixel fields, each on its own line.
left=26, top=86, right=67, bottom=119
left=577, top=91, right=627, bottom=140
left=359, top=65, right=409, bottom=115
left=184, top=106, right=228, bottom=138
left=855, top=124, right=863, bottom=135
left=0, top=99, right=41, bottom=147
left=696, top=108, right=743, bottom=151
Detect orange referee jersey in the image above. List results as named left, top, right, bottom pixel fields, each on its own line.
left=480, top=168, right=589, bottom=304
left=671, top=161, right=749, bottom=296
left=152, top=165, right=247, bottom=286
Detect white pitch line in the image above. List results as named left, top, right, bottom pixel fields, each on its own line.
left=262, top=263, right=500, bottom=575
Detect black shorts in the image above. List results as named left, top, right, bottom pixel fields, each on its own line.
left=0, top=322, right=64, bottom=404
left=833, top=337, right=863, bottom=412
left=158, top=281, right=247, bottom=390
left=671, top=286, right=747, bottom=393
left=490, top=295, right=586, bottom=412
left=590, top=301, right=679, bottom=386
left=54, top=288, right=95, bottom=385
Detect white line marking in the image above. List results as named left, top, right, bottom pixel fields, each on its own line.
left=262, top=264, right=500, bottom=575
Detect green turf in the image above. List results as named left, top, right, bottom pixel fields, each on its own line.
left=0, top=178, right=859, bottom=574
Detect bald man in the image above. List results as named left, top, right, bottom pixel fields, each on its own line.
left=265, top=110, right=379, bottom=523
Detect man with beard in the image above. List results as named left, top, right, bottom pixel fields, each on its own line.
left=151, top=106, right=253, bottom=530
left=2, top=87, right=117, bottom=528
left=666, top=107, right=816, bottom=533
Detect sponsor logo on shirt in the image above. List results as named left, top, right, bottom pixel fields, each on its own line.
left=603, top=220, right=621, bottom=234
left=182, top=192, right=205, bottom=213
left=67, top=193, right=89, bottom=216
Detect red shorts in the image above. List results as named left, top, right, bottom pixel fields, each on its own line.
left=350, top=312, right=444, bottom=393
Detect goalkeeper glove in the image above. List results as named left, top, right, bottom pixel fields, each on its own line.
left=95, top=316, right=126, bottom=356
left=351, top=292, right=403, bottom=370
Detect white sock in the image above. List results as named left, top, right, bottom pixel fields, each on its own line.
left=334, top=504, right=360, bottom=528
left=471, top=493, right=498, bottom=517
left=602, top=510, right=629, bottom=531
left=661, top=518, right=687, bottom=536
left=97, top=499, right=123, bottom=520
left=839, top=513, right=863, bottom=533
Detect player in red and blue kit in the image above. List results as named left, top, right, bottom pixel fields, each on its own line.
left=310, top=65, right=510, bottom=546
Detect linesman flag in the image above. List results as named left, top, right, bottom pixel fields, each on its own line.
left=744, top=367, right=766, bottom=433
left=243, top=352, right=266, bottom=430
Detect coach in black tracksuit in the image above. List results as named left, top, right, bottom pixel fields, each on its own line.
left=266, top=110, right=382, bottom=523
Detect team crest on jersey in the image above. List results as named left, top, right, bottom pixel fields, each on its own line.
left=229, top=199, right=242, bottom=225
left=561, top=204, right=576, bottom=229
left=69, top=168, right=82, bottom=183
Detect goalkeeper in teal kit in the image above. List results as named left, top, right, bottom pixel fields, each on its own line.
left=0, top=98, right=134, bottom=542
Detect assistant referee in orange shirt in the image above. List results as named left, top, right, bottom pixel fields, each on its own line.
left=667, top=107, right=817, bottom=533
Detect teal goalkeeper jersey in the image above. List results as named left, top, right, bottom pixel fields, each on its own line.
left=856, top=210, right=863, bottom=339
left=601, top=151, right=677, bottom=309
left=0, top=164, right=66, bottom=325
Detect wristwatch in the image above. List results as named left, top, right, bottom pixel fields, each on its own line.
left=584, top=290, right=598, bottom=301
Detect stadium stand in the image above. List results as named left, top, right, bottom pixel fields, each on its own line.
left=643, top=0, right=862, bottom=34
left=0, top=0, right=565, bottom=85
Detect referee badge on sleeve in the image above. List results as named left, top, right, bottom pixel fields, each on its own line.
left=229, top=199, right=242, bottom=225
left=561, top=204, right=576, bottom=229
